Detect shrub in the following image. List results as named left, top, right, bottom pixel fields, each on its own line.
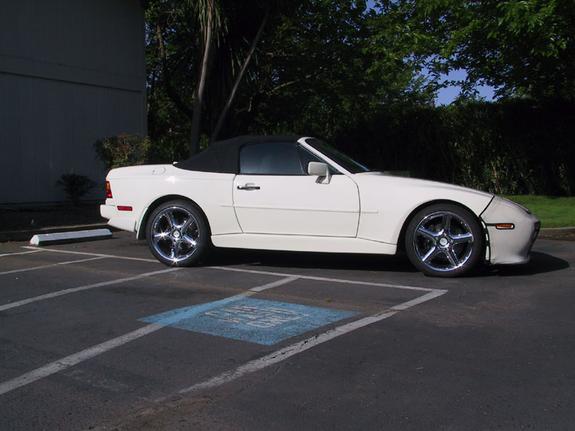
left=94, top=134, right=152, bottom=170
left=334, top=100, right=575, bottom=196
left=56, top=174, right=96, bottom=206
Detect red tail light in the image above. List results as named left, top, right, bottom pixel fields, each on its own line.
left=105, top=181, right=113, bottom=199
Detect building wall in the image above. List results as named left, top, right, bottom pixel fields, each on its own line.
left=0, top=0, right=146, bottom=204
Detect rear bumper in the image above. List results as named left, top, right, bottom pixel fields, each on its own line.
left=100, top=204, right=137, bottom=232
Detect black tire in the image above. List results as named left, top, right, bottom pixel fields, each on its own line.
left=405, top=203, right=484, bottom=277
left=146, top=200, right=211, bottom=267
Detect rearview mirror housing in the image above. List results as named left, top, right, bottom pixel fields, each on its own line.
left=307, top=162, right=331, bottom=184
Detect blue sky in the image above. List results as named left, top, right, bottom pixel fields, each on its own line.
left=436, top=69, right=496, bottom=105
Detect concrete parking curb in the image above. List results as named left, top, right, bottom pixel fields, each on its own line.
left=539, top=227, right=575, bottom=241
left=30, top=228, right=113, bottom=246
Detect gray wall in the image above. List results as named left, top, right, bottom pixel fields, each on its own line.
left=0, top=0, right=146, bottom=204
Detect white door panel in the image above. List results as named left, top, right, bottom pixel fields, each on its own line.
left=233, top=175, right=359, bottom=237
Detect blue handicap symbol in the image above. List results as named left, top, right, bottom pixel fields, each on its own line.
left=140, top=297, right=357, bottom=346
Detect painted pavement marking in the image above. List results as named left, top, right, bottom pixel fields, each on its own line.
left=0, top=256, right=107, bottom=276
left=141, top=297, right=357, bottom=346
left=6, top=245, right=450, bottom=397
left=177, top=289, right=447, bottom=395
left=209, top=265, right=434, bottom=292
left=0, top=324, right=164, bottom=397
left=0, top=249, right=45, bottom=258
left=0, top=268, right=180, bottom=312
left=21, top=246, right=159, bottom=263
left=21, top=246, right=432, bottom=292
left=0, top=277, right=297, bottom=397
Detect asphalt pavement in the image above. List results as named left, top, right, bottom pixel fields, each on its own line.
left=0, top=232, right=573, bottom=430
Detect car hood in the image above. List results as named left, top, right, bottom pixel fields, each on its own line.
left=355, top=171, right=493, bottom=199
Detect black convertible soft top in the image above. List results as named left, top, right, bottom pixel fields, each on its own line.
left=174, top=135, right=302, bottom=174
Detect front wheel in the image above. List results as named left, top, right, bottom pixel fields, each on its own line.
left=146, top=200, right=210, bottom=266
left=405, top=204, right=484, bottom=277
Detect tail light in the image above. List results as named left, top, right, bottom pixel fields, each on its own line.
left=105, top=181, right=113, bottom=199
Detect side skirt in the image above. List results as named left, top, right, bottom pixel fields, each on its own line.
left=211, top=234, right=397, bottom=255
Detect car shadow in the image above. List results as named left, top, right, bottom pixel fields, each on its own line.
left=484, top=251, right=570, bottom=277
left=206, top=249, right=569, bottom=277
left=206, top=248, right=418, bottom=273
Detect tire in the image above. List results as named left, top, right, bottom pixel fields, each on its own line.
left=146, top=200, right=211, bottom=267
left=405, top=203, right=484, bottom=277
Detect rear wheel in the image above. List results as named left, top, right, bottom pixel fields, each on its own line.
left=146, top=200, right=210, bottom=266
left=405, top=204, right=484, bottom=277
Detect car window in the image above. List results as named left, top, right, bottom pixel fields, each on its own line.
left=240, top=142, right=305, bottom=175
left=305, top=138, right=370, bottom=173
left=297, top=145, right=340, bottom=175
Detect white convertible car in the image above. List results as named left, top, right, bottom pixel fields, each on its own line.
left=101, top=136, right=540, bottom=277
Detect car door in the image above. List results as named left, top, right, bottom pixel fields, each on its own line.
left=233, top=141, right=359, bottom=237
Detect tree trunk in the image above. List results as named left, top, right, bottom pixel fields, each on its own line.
left=190, top=0, right=215, bottom=155
left=212, top=9, right=270, bottom=142
left=156, top=24, right=193, bottom=120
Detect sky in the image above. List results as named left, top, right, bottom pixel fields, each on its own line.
left=435, top=68, right=496, bottom=105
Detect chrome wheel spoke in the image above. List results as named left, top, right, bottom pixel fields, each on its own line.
left=182, top=235, right=197, bottom=248
left=417, top=227, right=438, bottom=242
left=422, top=246, right=438, bottom=263
left=153, top=231, right=170, bottom=242
left=181, top=217, right=196, bottom=235
left=169, top=243, right=178, bottom=260
left=451, top=232, right=473, bottom=244
left=442, top=214, right=452, bottom=235
left=444, top=248, right=460, bottom=267
left=164, top=210, right=178, bottom=229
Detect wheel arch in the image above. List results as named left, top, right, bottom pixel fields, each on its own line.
left=136, top=195, right=211, bottom=240
left=395, top=199, right=486, bottom=255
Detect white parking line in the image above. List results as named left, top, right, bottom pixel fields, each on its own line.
left=0, top=256, right=106, bottom=276
left=21, top=246, right=158, bottom=263
left=21, top=246, right=433, bottom=293
left=0, top=276, right=298, bottom=397
left=209, top=265, right=434, bottom=293
left=177, top=289, right=447, bottom=395
left=0, top=268, right=180, bottom=312
left=0, top=249, right=45, bottom=258
left=0, top=324, right=164, bottom=397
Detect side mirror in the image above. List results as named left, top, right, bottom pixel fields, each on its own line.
left=307, top=162, right=331, bottom=184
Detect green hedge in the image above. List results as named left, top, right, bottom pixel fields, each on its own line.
left=334, top=100, right=575, bottom=196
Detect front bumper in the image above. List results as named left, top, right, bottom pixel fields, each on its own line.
left=481, top=197, right=540, bottom=265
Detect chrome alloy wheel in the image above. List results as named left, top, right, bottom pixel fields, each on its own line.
left=413, top=211, right=475, bottom=273
left=151, top=206, right=200, bottom=264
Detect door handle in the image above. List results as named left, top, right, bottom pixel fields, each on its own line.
left=237, top=183, right=260, bottom=191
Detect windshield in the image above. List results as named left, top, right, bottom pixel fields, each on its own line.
left=305, top=138, right=370, bottom=174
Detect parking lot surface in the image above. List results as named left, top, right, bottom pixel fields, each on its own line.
left=0, top=232, right=573, bottom=430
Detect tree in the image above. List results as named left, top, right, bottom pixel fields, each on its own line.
left=145, top=0, right=440, bottom=160
left=229, top=0, right=437, bottom=141
left=404, top=0, right=575, bottom=100
left=147, top=0, right=225, bottom=156
left=146, top=0, right=287, bottom=155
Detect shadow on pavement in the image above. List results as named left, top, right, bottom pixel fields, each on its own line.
left=206, top=248, right=418, bottom=273
left=207, top=249, right=569, bottom=278
left=487, top=251, right=570, bottom=277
